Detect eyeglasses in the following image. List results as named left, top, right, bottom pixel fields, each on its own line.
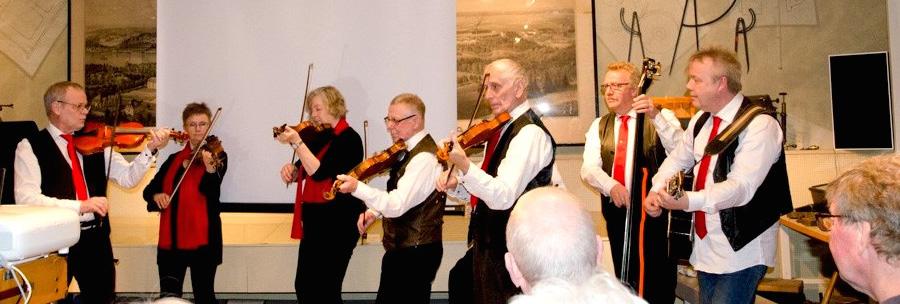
left=187, top=122, right=210, bottom=129
left=56, top=100, right=91, bottom=112
left=383, top=114, right=416, bottom=126
left=600, top=82, right=631, bottom=92
left=815, top=213, right=844, bottom=232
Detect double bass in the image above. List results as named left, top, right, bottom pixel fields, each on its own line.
left=620, top=58, right=661, bottom=295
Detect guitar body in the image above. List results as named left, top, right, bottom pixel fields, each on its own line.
left=667, top=171, right=694, bottom=263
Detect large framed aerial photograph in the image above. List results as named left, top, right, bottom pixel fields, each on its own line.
left=457, top=0, right=596, bottom=145
left=82, top=0, right=157, bottom=127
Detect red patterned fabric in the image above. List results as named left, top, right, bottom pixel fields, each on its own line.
left=469, top=128, right=503, bottom=209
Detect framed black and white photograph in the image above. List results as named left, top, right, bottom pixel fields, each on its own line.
left=456, top=0, right=596, bottom=145
left=83, top=0, right=156, bottom=127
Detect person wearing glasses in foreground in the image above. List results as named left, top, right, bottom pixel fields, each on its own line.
left=336, top=93, right=445, bottom=303
left=824, top=153, right=900, bottom=304
left=14, top=81, right=169, bottom=303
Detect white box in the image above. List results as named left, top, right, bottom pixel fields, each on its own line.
left=0, top=205, right=80, bottom=261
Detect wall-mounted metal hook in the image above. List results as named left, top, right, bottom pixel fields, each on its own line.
left=619, top=8, right=646, bottom=62
left=668, top=0, right=738, bottom=75
left=734, top=9, right=755, bottom=72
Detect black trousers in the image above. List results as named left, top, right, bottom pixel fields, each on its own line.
left=602, top=199, right=677, bottom=304
left=157, top=249, right=219, bottom=304
left=67, top=226, right=116, bottom=304
left=295, top=238, right=357, bottom=304
left=375, top=242, right=443, bottom=304
left=448, top=245, right=520, bottom=304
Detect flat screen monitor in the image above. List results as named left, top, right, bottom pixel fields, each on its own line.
left=828, top=51, right=895, bottom=150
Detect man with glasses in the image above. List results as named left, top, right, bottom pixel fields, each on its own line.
left=14, top=81, right=170, bottom=303
left=335, top=93, right=445, bottom=304
left=580, top=61, right=683, bottom=304
left=825, top=154, right=900, bottom=304
left=644, top=47, right=792, bottom=304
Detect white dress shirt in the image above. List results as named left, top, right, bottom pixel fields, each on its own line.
left=14, top=123, right=156, bottom=222
left=456, top=101, right=554, bottom=211
left=650, top=93, right=784, bottom=274
left=352, top=130, right=443, bottom=218
left=581, top=108, right=683, bottom=196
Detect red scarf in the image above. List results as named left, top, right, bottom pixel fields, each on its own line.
left=160, top=145, right=210, bottom=250
left=290, top=117, right=350, bottom=239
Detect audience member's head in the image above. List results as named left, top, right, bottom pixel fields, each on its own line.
left=826, top=153, right=900, bottom=302
left=505, top=187, right=646, bottom=303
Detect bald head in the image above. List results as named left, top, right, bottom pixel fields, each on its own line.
left=506, top=187, right=600, bottom=289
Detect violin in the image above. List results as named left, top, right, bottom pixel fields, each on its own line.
left=322, top=140, right=408, bottom=200
left=435, top=112, right=511, bottom=164
left=272, top=120, right=333, bottom=143
left=74, top=121, right=183, bottom=155
left=182, top=135, right=226, bottom=169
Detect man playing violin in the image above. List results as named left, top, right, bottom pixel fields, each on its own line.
left=334, top=93, right=445, bottom=304
left=274, top=85, right=366, bottom=304
left=437, top=58, right=556, bottom=304
left=14, top=81, right=170, bottom=303
left=143, top=102, right=226, bottom=304
left=580, top=61, right=683, bottom=304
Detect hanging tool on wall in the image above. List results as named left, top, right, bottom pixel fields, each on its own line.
left=619, top=8, right=647, bottom=62
left=734, top=9, right=756, bottom=73
left=668, top=0, right=738, bottom=75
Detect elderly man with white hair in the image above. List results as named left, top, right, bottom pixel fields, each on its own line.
left=504, top=186, right=646, bottom=303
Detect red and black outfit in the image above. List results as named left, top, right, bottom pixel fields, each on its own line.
left=290, top=118, right=366, bottom=304
left=143, top=145, right=227, bottom=304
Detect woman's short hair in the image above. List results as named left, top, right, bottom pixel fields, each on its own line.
left=307, top=86, right=348, bottom=118
left=182, top=102, right=212, bottom=123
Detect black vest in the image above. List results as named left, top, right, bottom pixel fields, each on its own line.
left=28, top=129, right=110, bottom=231
left=383, top=134, right=445, bottom=251
left=469, top=109, right=556, bottom=248
left=597, top=113, right=667, bottom=205
left=694, top=98, right=792, bottom=251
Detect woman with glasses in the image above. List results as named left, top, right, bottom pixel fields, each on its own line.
left=274, top=86, right=366, bottom=304
left=143, top=102, right=226, bottom=304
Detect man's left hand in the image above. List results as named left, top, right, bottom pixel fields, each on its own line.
left=632, top=94, right=660, bottom=119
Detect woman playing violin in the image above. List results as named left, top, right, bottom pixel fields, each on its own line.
left=274, top=85, right=365, bottom=304
left=142, top=102, right=226, bottom=304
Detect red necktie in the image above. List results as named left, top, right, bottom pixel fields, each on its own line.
left=612, top=115, right=630, bottom=186
left=61, top=134, right=89, bottom=200
left=470, top=128, right=503, bottom=209
left=694, top=116, right=721, bottom=239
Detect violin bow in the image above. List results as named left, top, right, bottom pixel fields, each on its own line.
left=97, top=93, right=124, bottom=228
left=170, top=107, right=223, bottom=197
left=361, top=119, right=369, bottom=243
left=444, top=73, right=490, bottom=185
left=287, top=63, right=314, bottom=187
